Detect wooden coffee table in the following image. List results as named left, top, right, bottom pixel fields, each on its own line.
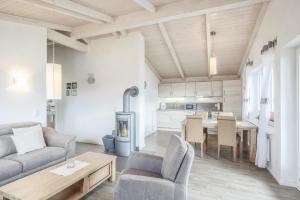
left=0, top=152, right=116, bottom=200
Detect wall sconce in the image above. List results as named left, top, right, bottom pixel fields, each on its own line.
left=10, top=72, right=29, bottom=91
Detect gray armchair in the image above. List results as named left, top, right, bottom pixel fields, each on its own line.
left=114, top=135, right=194, bottom=200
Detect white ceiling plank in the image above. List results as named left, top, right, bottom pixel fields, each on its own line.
left=205, top=15, right=211, bottom=77
left=146, top=57, right=162, bottom=81
left=0, top=12, right=72, bottom=32
left=71, top=0, right=270, bottom=39
left=161, top=75, right=240, bottom=83
left=47, top=29, right=88, bottom=53
left=19, top=0, right=113, bottom=23
left=133, top=0, right=156, bottom=13
left=158, top=23, right=185, bottom=79
left=238, top=2, right=269, bottom=74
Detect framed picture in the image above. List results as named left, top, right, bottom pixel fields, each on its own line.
left=66, top=83, right=72, bottom=89
left=72, top=82, right=77, bottom=89
left=71, top=89, right=77, bottom=96
left=66, top=90, right=70, bottom=96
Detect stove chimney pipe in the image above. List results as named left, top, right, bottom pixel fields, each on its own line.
left=123, top=86, right=139, bottom=112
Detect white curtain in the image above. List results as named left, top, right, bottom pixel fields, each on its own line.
left=242, top=66, right=252, bottom=120
left=255, top=49, right=274, bottom=168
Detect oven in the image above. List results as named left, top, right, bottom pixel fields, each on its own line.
left=185, top=104, right=197, bottom=110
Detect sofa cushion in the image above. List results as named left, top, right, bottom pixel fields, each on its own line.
left=161, top=135, right=187, bottom=181
left=5, top=147, right=66, bottom=172
left=12, top=125, right=46, bottom=155
left=122, top=168, right=162, bottom=179
left=0, top=159, right=22, bottom=182
left=0, top=135, right=17, bottom=158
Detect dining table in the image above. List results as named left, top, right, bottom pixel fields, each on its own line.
left=181, top=119, right=258, bottom=162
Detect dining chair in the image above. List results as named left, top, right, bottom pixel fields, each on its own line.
left=194, top=111, right=208, bottom=120
left=186, top=115, right=207, bottom=157
left=219, top=112, right=234, bottom=117
left=217, top=115, right=240, bottom=161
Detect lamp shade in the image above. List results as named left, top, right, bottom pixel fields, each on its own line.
left=209, top=56, right=218, bottom=75
left=46, top=63, right=62, bottom=100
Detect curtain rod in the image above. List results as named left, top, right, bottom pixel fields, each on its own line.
left=261, top=37, right=277, bottom=55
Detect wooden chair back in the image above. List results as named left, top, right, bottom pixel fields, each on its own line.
left=217, top=115, right=237, bottom=146
left=194, top=111, right=208, bottom=120
left=186, top=116, right=204, bottom=143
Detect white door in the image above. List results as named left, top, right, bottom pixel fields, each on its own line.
left=172, top=83, right=186, bottom=97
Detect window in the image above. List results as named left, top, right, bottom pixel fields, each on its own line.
left=248, top=66, right=263, bottom=122
left=247, top=60, right=275, bottom=123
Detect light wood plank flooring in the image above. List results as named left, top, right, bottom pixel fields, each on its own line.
left=78, top=131, right=300, bottom=200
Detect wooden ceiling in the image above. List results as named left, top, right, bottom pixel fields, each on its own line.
left=0, top=0, right=268, bottom=80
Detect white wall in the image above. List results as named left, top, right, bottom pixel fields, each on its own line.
left=0, top=21, right=47, bottom=124
left=49, top=32, right=147, bottom=148
left=243, top=0, right=300, bottom=187
left=144, top=63, right=160, bottom=137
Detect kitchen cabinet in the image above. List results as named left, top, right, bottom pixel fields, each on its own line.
left=211, top=81, right=222, bottom=96
left=185, top=82, right=196, bottom=97
left=157, top=111, right=171, bottom=128
left=223, top=80, right=242, bottom=119
left=196, top=82, right=211, bottom=97
left=158, top=80, right=224, bottom=98
left=172, top=83, right=186, bottom=97
left=158, top=84, right=172, bottom=98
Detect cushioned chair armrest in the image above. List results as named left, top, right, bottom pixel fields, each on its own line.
left=42, top=127, right=76, bottom=159
left=127, top=152, right=163, bottom=174
left=114, top=175, right=175, bottom=200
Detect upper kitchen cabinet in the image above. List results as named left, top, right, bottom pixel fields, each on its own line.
left=172, top=83, right=186, bottom=97
left=185, top=82, right=196, bottom=97
left=211, top=81, right=223, bottom=96
left=158, top=84, right=172, bottom=97
left=158, top=81, right=226, bottom=98
left=196, top=82, right=211, bottom=97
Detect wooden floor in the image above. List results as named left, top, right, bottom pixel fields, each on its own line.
left=78, top=131, right=300, bottom=200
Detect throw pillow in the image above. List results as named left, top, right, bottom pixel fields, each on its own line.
left=11, top=125, right=46, bottom=154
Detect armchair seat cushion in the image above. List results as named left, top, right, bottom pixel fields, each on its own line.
left=122, top=168, right=162, bottom=179
left=4, top=147, right=66, bottom=172
left=161, top=135, right=187, bottom=181
left=115, top=173, right=175, bottom=200
left=0, top=159, right=22, bottom=182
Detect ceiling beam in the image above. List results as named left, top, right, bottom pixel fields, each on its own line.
left=133, top=0, right=156, bottom=13
left=47, top=29, right=88, bottom=53
left=0, top=12, right=72, bottom=32
left=158, top=23, right=185, bottom=79
left=145, top=57, right=162, bottom=81
left=205, top=15, right=212, bottom=77
left=238, top=2, right=269, bottom=74
left=71, top=0, right=270, bottom=39
left=19, top=0, right=113, bottom=23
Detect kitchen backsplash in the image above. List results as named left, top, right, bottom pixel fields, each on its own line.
left=163, top=103, right=222, bottom=111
